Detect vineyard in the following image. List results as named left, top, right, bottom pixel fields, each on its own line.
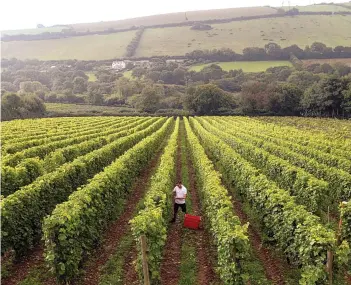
left=1, top=116, right=351, bottom=285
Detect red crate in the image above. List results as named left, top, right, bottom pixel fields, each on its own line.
left=183, top=214, right=201, bottom=229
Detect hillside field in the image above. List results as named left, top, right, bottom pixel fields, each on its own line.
left=135, top=15, right=351, bottom=57
left=189, top=60, right=292, bottom=72
left=1, top=25, right=69, bottom=36
left=3, top=14, right=351, bottom=60
left=70, top=6, right=277, bottom=32
left=1, top=116, right=351, bottom=285
left=1, top=31, right=136, bottom=60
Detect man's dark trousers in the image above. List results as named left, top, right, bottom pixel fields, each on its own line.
left=173, top=203, right=186, bottom=221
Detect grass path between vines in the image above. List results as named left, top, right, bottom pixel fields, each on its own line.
left=160, top=119, right=217, bottom=285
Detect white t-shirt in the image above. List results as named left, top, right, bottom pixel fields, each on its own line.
left=173, top=185, right=187, bottom=204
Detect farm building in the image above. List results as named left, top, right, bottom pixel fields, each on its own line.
left=112, top=61, right=127, bottom=70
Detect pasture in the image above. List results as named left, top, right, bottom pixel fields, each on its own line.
left=1, top=31, right=136, bottom=60
left=189, top=60, right=292, bottom=72
left=135, top=15, right=351, bottom=57
left=2, top=15, right=351, bottom=60
left=70, top=6, right=277, bottom=32
left=1, top=25, right=69, bottom=36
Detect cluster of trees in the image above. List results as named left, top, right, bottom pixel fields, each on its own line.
left=2, top=57, right=351, bottom=118
left=125, top=27, right=145, bottom=57
left=190, top=23, right=212, bottom=30
left=1, top=92, right=46, bottom=120
left=238, top=76, right=351, bottom=116
left=185, top=43, right=351, bottom=62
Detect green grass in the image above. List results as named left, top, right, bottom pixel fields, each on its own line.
left=189, top=61, right=292, bottom=72
left=2, top=31, right=136, bottom=60
left=136, top=15, right=351, bottom=57
left=123, top=70, right=134, bottom=79
left=86, top=72, right=97, bottom=81
left=98, top=233, right=134, bottom=285
left=71, top=7, right=277, bottom=32
left=45, top=103, right=136, bottom=115
left=2, top=26, right=69, bottom=36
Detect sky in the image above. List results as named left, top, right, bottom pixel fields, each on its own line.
left=0, top=0, right=349, bottom=31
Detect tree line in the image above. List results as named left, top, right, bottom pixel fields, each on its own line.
left=1, top=57, right=351, bottom=119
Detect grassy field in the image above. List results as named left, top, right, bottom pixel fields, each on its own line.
left=122, top=70, right=134, bottom=79
left=2, top=25, right=69, bottom=36
left=71, top=7, right=277, bottom=32
left=1, top=31, right=136, bottom=60
left=281, top=4, right=350, bottom=12
left=189, top=61, right=292, bottom=72
left=302, top=58, right=351, bottom=67
left=46, top=103, right=135, bottom=115
left=86, top=72, right=97, bottom=81
left=136, top=15, right=351, bottom=57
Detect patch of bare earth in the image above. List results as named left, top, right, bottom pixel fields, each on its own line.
left=2, top=246, right=43, bottom=285
left=122, top=249, right=139, bottom=285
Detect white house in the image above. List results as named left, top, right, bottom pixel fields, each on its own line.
left=112, top=61, right=126, bottom=71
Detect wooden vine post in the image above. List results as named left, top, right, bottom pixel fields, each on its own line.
left=327, top=250, right=333, bottom=285
left=140, top=235, right=150, bottom=285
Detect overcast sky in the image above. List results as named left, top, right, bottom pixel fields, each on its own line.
left=0, top=0, right=349, bottom=31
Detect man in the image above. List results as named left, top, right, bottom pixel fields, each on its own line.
left=171, top=181, right=187, bottom=223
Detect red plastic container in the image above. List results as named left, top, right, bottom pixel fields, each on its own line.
left=183, top=214, right=201, bottom=229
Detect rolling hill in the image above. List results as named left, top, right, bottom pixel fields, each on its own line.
left=1, top=3, right=351, bottom=61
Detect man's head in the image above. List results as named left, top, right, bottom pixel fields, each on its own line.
left=177, top=181, right=182, bottom=188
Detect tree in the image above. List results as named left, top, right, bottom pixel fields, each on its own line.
left=183, top=84, right=230, bottom=115
left=132, top=67, right=147, bottom=79
left=333, top=62, right=351, bottom=77
left=243, top=47, right=266, bottom=60
left=72, top=77, right=87, bottom=94
left=301, top=76, right=348, bottom=116
left=201, top=64, right=224, bottom=82
left=159, top=71, right=173, bottom=84
left=1, top=93, right=22, bottom=112
left=138, top=85, right=160, bottom=113
left=1, top=82, right=17, bottom=92
left=342, top=83, right=351, bottom=115
left=115, top=77, right=135, bottom=98
left=172, top=68, right=186, bottom=85
left=147, top=71, right=161, bottom=82
left=276, top=83, right=303, bottom=115
left=264, top=42, right=282, bottom=58
left=310, top=42, right=327, bottom=54
left=287, top=71, right=320, bottom=91
left=320, top=63, right=334, bottom=74
left=19, top=81, right=47, bottom=93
